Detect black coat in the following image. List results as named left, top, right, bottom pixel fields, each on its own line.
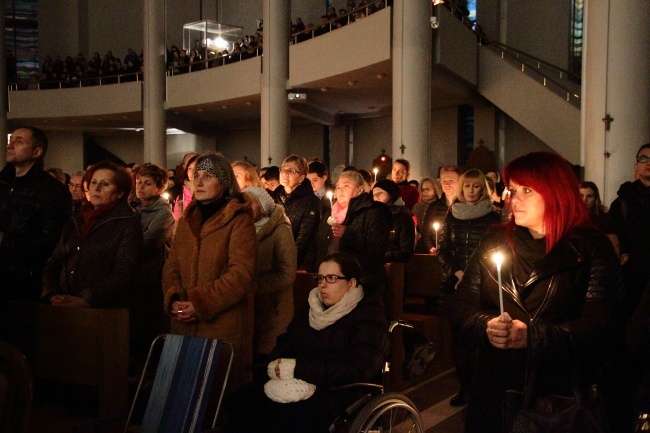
left=437, top=202, right=500, bottom=289
left=41, top=200, right=144, bottom=308
left=271, top=289, right=389, bottom=388
left=273, top=178, right=321, bottom=269
left=609, top=179, right=650, bottom=314
left=418, top=194, right=450, bottom=253
left=385, top=203, right=415, bottom=263
left=0, top=163, right=71, bottom=301
left=312, top=193, right=391, bottom=293
left=448, top=226, right=623, bottom=432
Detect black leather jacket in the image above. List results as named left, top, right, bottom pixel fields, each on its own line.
left=448, top=226, right=623, bottom=426
left=273, top=178, right=321, bottom=269
left=385, top=203, right=415, bottom=263
left=0, top=163, right=71, bottom=300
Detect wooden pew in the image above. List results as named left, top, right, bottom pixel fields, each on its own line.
left=0, top=302, right=129, bottom=417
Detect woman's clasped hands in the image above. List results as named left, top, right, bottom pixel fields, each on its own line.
left=485, top=312, right=527, bottom=349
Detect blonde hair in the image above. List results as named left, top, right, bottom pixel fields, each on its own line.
left=232, top=160, right=263, bottom=188
left=456, top=169, right=490, bottom=204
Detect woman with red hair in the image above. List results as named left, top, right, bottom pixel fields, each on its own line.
left=448, top=152, right=623, bottom=432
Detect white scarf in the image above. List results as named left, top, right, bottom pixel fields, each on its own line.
left=308, top=285, right=364, bottom=330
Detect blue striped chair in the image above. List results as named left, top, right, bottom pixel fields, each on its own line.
left=126, top=334, right=234, bottom=433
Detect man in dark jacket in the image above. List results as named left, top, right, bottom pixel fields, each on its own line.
left=610, top=143, right=650, bottom=317
left=0, top=126, right=71, bottom=302
left=372, top=179, right=415, bottom=263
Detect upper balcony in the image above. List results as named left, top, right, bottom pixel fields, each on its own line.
left=6, top=5, right=519, bottom=136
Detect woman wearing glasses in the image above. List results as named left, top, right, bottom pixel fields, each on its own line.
left=272, top=154, right=320, bottom=270
left=225, top=252, right=389, bottom=433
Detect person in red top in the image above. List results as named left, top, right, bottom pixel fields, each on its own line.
left=391, top=159, right=420, bottom=210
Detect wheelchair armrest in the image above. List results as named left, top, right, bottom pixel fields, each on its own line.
left=330, top=382, right=384, bottom=392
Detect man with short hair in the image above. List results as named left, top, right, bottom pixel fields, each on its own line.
left=261, top=166, right=280, bottom=192
left=609, top=143, right=650, bottom=316
left=69, top=170, right=86, bottom=214
left=0, top=127, right=71, bottom=301
left=307, top=160, right=329, bottom=199
left=391, top=159, right=420, bottom=210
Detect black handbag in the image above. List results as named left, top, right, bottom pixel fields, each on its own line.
left=502, top=344, right=609, bottom=433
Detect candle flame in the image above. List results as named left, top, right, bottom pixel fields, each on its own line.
left=326, top=191, right=334, bottom=200
left=373, top=168, right=378, bottom=174
left=433, top=222, right=440, bottom=231
left=492, top=252, right=504, bottom=266
left=162, top=192, right=170, bottom=201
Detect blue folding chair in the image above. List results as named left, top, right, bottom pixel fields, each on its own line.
left=125, top=334, right=234, bottom=433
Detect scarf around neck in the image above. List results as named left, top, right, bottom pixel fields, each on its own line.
left=451, top=198, right=493, bottom=220
left=330, top=200, right=348, bottom=224
left=308, top=285, right=364, bottom=330
left=79, top=199, right=122, bottom=240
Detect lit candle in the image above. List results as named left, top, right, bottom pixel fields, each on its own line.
left=372, top=168, right=378, bottom=183
left=162, top=192, right=170, bottom=201
left=433, top=222, right=440, bottom=251
left=492, top=252, right=504, bottom=319
left=326, top=190, right=334, bottom=209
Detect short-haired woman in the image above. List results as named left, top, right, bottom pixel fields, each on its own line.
left=448, top=152, right=622, bottom=432
left=225, top=252, right=389, bottom=433
left=42, top=161, right=144, bottom=308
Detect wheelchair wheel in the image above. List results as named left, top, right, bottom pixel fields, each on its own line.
left=348, top=392, right=424, bottom=433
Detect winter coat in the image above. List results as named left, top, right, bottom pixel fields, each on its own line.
left=254, top=204, right=297, bottom=355
left=135, top=196, right=175, bottom=284
left=272, top=178, right=320, bottom=269
left=0, top=163, right=71, bottom=301
left=385, top=202, right=415, bottom=263
left=270, top=290, right=389, bottom=389
left=609, top=179, right=650, bottom=314
left=447, top=226, right=623, bottom=433
left=312, top=193, right=391, bottom=294
left=41, top=200, right=144, bottom=308
left=437, top=199, right=500, bottom=290
left=162, top=196, right=257, bottom=390
left=418, top=194, right=451, bottom=253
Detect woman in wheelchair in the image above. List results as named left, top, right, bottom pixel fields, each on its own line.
left=225, top=252, right=389, bottom=433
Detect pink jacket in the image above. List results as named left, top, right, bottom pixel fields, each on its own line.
left=173, top=184, right=193, bottom=220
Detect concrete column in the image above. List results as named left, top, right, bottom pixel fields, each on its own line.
left=0, top=4, right=7, bottom=165
left=260, top=0, right=290, bottom=167
left=143, top=0, right=167, bottom=167
left=392, top=0, right=431, bottom=181
left=582, top=0, right=650, bottom=205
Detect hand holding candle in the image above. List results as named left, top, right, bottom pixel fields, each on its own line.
left=492, top=252, right=505, bottom=320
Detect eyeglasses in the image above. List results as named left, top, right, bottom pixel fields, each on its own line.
left=637, top=155, right=650, bottom=164
left=280, top=167, right=300, bottom=176
left=313, top=274, right=349, bottom=284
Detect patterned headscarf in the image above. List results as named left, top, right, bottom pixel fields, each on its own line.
left=195, top=156, right=230, bottom=191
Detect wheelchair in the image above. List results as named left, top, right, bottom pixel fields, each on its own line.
left=328, top=320, right=425, bottom=433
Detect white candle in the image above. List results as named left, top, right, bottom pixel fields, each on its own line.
left=433, top=222, right=440, bottom=250
left=492, top=252, right=504, bottom=319
left=372, top=168, right=378, bottom=183
left=326, top=190, right=334, bottom=209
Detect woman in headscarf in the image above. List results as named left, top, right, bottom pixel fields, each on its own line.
left=162, top=152, right=257, bottom=390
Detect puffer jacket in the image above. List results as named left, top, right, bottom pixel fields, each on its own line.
left=271, top=288, right=389, bottom=389
left=437, top=199, right=500, bottom=289
left=273, top=178, right=320, bottom=269
left=385, top=202, right=415, bottom=263
left=254, top=204, right=297, bottom=355
left=0, top=163, right=71, bottom=301
left=312, top=192, right=391, bottom=294
left=448, top=225, right=623, bottom=433
left=41, top=200, right=144, bottom=307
